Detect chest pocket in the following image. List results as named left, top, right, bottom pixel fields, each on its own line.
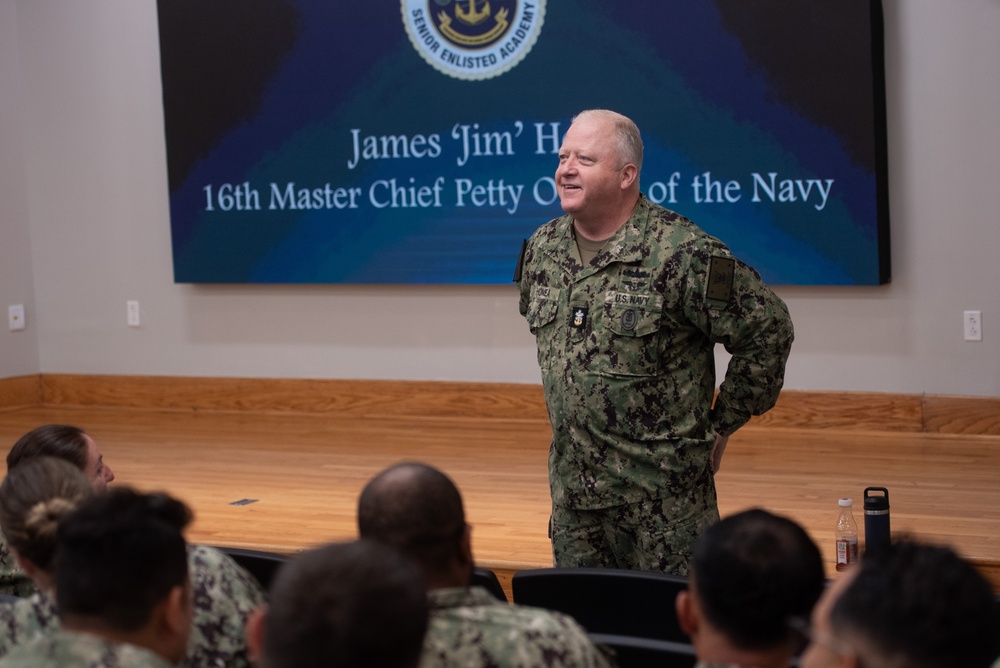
left=526, top=286, right=560, bottom=333
left=601, top=291, right=664, bottom=377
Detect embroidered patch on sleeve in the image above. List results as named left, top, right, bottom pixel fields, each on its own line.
left=706, top=256, right=735, bottom=303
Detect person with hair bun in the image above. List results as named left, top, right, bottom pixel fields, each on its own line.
left=0, top=457, right=94, bottom=656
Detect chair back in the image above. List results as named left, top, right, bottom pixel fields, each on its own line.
left=214, top=546, right=290, bottom=590
left=472, top=567, right=508, bottom=602
left=512, top=567, right=689, bottom=642
left=588, top=633, right=697, bottom=668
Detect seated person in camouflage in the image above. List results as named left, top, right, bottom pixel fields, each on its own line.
left=0, top=424, right=115, bottom=596
left=246, top=540, right=428, bottom=668
left=675, top=508, right=825, bottom=668
left=358, top=462, right=614, bottom=668
left=799, top=539, right=1000, bottom=668
left=0, top=430, right=266, bottom=667
left=0, top=458, right=92, bottom=655
left=0, top=484, right=195, bottom=668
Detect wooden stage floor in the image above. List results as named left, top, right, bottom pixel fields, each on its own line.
left=1, top=405, right=999, bottom=593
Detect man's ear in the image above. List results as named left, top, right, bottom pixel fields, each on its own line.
left=675, top=589, right=699, bottom=637
left=619, top=163, right=638, bottom=190
left=245, top=605, right=268, bottom=665
left=163, top=584, right=190, bottom=635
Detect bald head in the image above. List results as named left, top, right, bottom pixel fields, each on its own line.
left=571, top=109, right=643, bottom=175
left=357, top=463, right=467, bottom=580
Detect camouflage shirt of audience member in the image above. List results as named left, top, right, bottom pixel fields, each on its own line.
left=518, top=195, right=793, bottom=510
left=0, top=545, right=265, bottom=668
left=0, top=590, right=57, bottom=656
left=0, top=536, right=35, bottom=598
left=0, top=630, right=175, bottom=668
left=421, top=586, right=615, bottom=668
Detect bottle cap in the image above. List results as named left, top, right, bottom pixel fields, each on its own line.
left=838, top=497, right=853, bottom=507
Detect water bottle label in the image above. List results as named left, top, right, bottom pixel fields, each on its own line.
left=836, top=536, right=858, bottom=571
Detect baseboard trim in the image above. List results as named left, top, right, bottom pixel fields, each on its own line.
left=0, top=374, right=997, bottom=436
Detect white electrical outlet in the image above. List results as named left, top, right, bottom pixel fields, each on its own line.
left=963, top=310, right=982, bottom=342
left=8, top=304, right=25, bottom=331
left=127, top=300, right=141, bottom=327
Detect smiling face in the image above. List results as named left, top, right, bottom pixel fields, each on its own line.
left=555, top=113, right=638, bottom=232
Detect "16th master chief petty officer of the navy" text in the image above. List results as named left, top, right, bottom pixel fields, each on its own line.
left=201, top=122, right=835, bottom=216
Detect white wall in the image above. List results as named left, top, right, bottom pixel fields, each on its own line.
left=2, top=0, right=998, bottom=396
left=0, top=0, right=39, bottom=376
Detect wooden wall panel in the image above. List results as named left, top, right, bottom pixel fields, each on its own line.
left=31, top=374, right=999, bottom=436
left=0, top=375, right=41, bottom=411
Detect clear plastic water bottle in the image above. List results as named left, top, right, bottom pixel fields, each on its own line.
left=835, top=497, right=859, bottom=571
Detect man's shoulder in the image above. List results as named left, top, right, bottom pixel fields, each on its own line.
left=0, top=631, right=172, bottom=668
left=638, top=197, right=728, bottom=252
left=527, top=213, right=572, bottom=247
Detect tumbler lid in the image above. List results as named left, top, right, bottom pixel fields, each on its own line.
left=864, top=486, right=889, bottom=511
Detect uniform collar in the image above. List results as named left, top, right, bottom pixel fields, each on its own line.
left=541, top=194, right=651, bottom=280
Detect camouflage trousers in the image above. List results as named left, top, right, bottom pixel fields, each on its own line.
left=550, top=491, right=720, bottom=576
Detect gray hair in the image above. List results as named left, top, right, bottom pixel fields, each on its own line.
left=572, top=109, right=643, bottom=175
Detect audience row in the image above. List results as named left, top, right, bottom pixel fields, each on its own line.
left=0, top=424, right=997, bottom=668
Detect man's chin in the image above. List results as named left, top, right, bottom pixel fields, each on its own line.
left=558, top=196, right=582, bottom=214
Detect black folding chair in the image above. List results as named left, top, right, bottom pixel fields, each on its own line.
left=472, top=567, right=509, bottom=602
left=512, top=567, right=689, bottom=642
left=589, top=633, right=697, bottom=668
left=213, top=546, right=290, bottom=591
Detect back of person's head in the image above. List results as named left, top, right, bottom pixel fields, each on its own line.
left=0, top=457, right=93, bottom=575
left=56, top=487, right=192, bottom=632
left=690, top=508, right=825, bottom=651
left=357, top=462, right=466, bottom=576
left=259, top=540, right=428, bottom=668
left=828, top=539, right=1000, bottom=668
left=7, top=424, right=89, bottom=471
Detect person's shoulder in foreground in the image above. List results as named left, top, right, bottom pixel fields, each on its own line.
left=186, top=544, right=267, bottom=668
left=0, top=629, right=175, bottom=668
left=422, top=585, right=613, bottom=668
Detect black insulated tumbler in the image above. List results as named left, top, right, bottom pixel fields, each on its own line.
left=863, top=486, right=891, bottom=558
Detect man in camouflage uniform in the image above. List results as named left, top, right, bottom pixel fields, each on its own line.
left=358, top=462, right=614, bottom=668
left=0, top=488, right=195, bottom=668
left=516, top=109, right=793, bottom=574
left=676, top=509, right=824, bottom=668
left=0, top=545, right=264, bottom=667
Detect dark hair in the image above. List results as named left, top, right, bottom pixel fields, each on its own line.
left=830, top=539, right=1000, bottom=668
left=0, top=457, right=93, bottom=573
left=357, top=462, right=466, bottom=575
left=7, top=424, right=89, bottom=471
left=56, top=487, right=191, bottom=632
left=691, top=508, right=825, bottom=650
left=263, top=540, right=428, bottom=668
